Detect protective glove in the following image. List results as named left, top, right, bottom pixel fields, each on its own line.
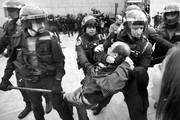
left=0, top=78, right=13, bottom=91
left=84, top=62, right=96, bottom=75
left=112, top=55, right=125, bottom=66
left=94, top=44, right=104, bottom=52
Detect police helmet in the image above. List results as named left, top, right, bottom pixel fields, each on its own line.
left=126, top=9, right=147, bottom=24
left=19, top=5, right=46, bottom=29
left=3, top=0, right=25, bottom=9
left=124, top=9, right=148, bottom=35
left=163, top=3, right=180, bottom=27
left=3, top=0, right=25, bottom=18
left=81, top=15, right=98, bottom=28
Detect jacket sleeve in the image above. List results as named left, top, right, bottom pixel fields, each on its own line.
left=96, top=62, right=131, bottom=97
left=75, top=37, right=90, bottom=69
left=148, top=26, right=174, bottom=48
left=138, top=42, right=153, bottom=68
left=0, top=35, right=9, bottom=54
left=1, top=49, right=17, bottom=81
left=51, top=37, right=65, bottom=80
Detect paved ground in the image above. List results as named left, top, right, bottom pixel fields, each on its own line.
left=0, top=33, right=156, bottom=120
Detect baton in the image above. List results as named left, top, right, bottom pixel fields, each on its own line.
left=8, top=86, right=65, bottom=94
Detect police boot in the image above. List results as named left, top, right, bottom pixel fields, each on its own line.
left=45, top=100, right=52, bottom=114
left=18, top=103, right=32, bottom=119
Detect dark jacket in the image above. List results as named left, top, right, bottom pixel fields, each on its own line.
left=152, top=23, right=180, bottom=64
left=82, top=60, right=131, bottom=105
left=0, top=18, right=20, bottom=56
left=2, top=31, right=65, bottom=82
left=75, top=33, right=105, bottom=74
left=146, top=25, right=173, bottom=49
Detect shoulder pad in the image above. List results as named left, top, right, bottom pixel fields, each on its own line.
left=76, top=36, right=82, bottom=46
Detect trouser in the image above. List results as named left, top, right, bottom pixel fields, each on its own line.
left=25, top=75, right=74, bottom=120
left=122, top=67, right=149, bottom=120
left=16, top=70, right=31, bottom=106
left=16, top=70, right=51, bottom=107
left=94, top=94, right=113, bottom=112
left=65, top=87, right=100, bottom=120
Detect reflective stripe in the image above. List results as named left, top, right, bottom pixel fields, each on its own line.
left=39, top=36, right=51, bottom=41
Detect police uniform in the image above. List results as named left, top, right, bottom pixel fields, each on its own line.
left=152, top=23, right=180, bottom=65
left=0, top=18, right=33, bottom=118
left=76, top=33, right=105, bottom=75
left=103, top=31, right=153, bottom=120
left=2, top=31, right=74, bottom=120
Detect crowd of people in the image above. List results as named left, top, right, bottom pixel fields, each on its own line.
left=0, top=0, right=180, bottom=120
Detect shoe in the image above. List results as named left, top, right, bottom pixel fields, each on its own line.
left=18, top=105, right=32, bottom=119
left=45, top=101, right=52, bottom=114
left=91, top=105, right=103, bottom=115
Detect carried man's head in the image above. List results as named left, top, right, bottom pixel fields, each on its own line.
left=108, top=41, right=130, bottom=59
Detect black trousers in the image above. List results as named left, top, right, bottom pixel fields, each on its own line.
left=122, top=67, right=149, bottom=120
left=16, top=71, right=51, bottom=107
left=16, top=70, right=31, bottom=106
left=25, top=75, right=74, bottom=120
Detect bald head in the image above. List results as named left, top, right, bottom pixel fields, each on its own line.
left=109, top=41, right=130, bottom=57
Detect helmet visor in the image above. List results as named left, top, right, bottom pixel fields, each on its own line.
left=132, top=21, right=145, bottom=25
left=4, top=7, right=19, bottom=18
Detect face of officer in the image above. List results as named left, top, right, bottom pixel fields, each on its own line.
left=130, top=24, right=144, bottom=39
left=28, top=19, right=45, bottom=36
left=86, top=26, right=96, bottom=36
left=165, top=12, right=179, bottom=25
left=4, top=8, right=19, bottom=19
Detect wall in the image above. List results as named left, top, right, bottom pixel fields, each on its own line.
left=0, top=0, right=126, bottom=26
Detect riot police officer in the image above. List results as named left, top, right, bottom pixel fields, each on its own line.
left=96, top=9, right=152, bottom=120
left=152, top=3, right=180, bottom=65
left=0, top=0, right=33, bottom=119
left=75, top=15, right=108, bottom=119
left=0, top=5, right=74, bottom=120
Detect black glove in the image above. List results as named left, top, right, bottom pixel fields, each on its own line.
left=0, top=78, right=13, bottom=91
left=112, top=55, right=125, bottom=66
left=52, top=80, right=63, bottom=102
left=84, top=62, right=96, bottom=75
